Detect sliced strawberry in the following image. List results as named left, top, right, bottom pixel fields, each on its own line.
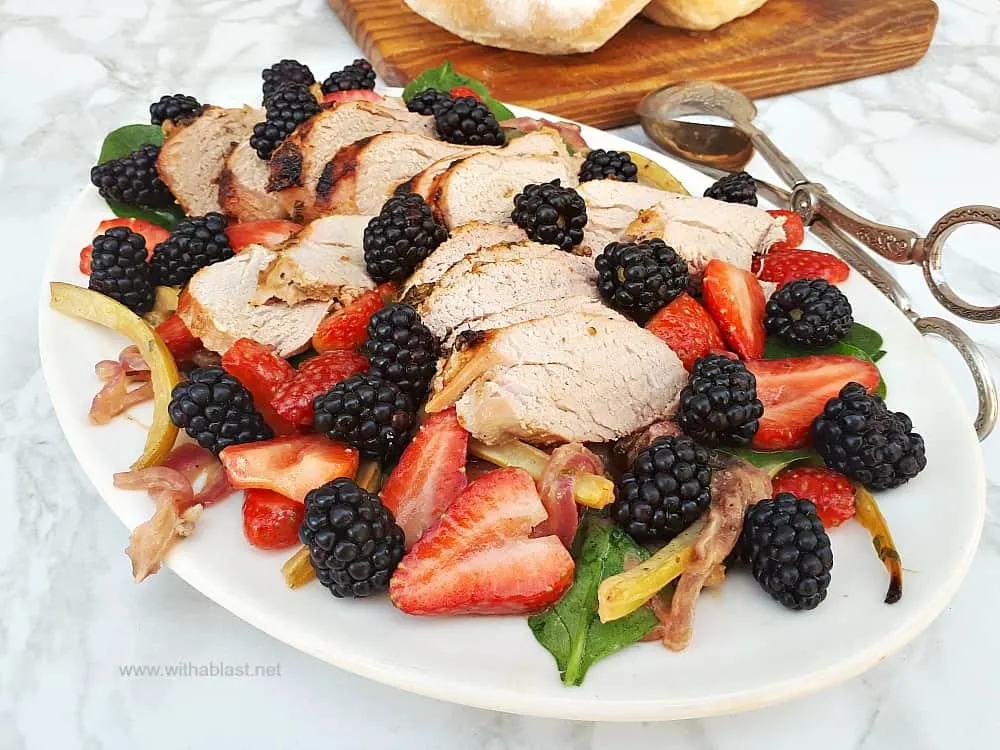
left=772, top=467, right=856, bottom=528
left=155, top=314, right=202, bottom=364
left=767, top=210, right=805, bottom=249
left=225, top=220, right=302, bottom=252
left=645, top=293, right=728, bottom=370
left=389, top=468, right=574, bottom=615
left=242, top=488, right=304, bottom=549
left=758, top=248, right=850, bottom=287
left=701, top=259, right=766, bottom=360
left=449, top=86, right=482, bottom=101
left=79, top=218, right=169, bottom=275
left=380, top=407, right=469, bottom=549
left=322, top=90, right=382, bottom=105
left=220, top=435, right=359, bottom=502
left=270, top=350, right=369, bottom=429
left=221, top=339, right=298, bottom=434
left=747, top=356, right=880, bottom=450
left=311, top=287, right=387, bottom=352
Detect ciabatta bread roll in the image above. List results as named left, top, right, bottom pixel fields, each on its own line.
left=403, top=0, right=650, bottom=55
left=643, top=0, right=769, bottom=31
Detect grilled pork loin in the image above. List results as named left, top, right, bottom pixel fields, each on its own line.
left=577, top=179, right=683, bottom=255
left=218, top=139, right=289, bottom=222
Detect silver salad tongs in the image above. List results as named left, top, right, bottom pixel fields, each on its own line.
left=637, top=81, right=1000, bottom=441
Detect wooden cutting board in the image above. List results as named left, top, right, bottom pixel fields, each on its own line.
left=328, top=0, right=938, bottom=129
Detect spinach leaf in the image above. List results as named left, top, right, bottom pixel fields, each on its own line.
left=528, top=517, right=657, bottom=686
left=721, top=447, right=820, bottom=477
left=402, top=61, right=515, bottom=121
left=104, top=199, right=184, bottom=230
left=97, top=124, right=165, bottom=164
left=843, top=323, right=883, bottom=357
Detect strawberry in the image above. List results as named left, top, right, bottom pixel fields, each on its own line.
left=772, top=466, right=856, bottom=528
left=747, top=355, right=880, bottom=450
left=767, top=210, right=805, bottom=249
left=221, top=338, right=298, bottom=434
left=225, top=220, right=302, bottom=252
left=758, top=248, right=850, bottom=287
left=311, top=286, right=388, bottom=352
left=389, top=468, right=575, bottom=615
left=701, top=259, right=766, bottom=359
left=322, top=90, right=382, bottom=105
left=270, top=350, right=369, bottom=429
left=242, top=488, right=304, bottom=549
left=220, top=435, right=359, bottom=502
left=380, top=407, right=469, bottom=549
left=79, top=218, right=169, bottom=275
left=449, top=86, right=482, bottom=101
left=645, top=293, right=728, bottom=370
left=155, top=314, right=201, bottom=364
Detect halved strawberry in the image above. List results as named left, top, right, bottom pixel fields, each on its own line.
left=322, top=90, right=382, bottom=105
left=221, top=338, right=298, bottom=434
left=79, top=218, right=169, bottom=275
left=767, top=210, right=805, bottom=249
left=225, top=220, right=302, bottom=253
left=747, top=356, right=880, bottom=450
left=389, top=468, right=575, bottom=615
left=270, top=350, right=369, bottom=429
left=311, top=286, right=389, bottom=352
left=449, top=86, right=482, bottom=101
left=380, top=407, right=469, bottom=549
left=155, top=314, right=202, bottom=364
left=242, top=488, right=304, bottom=549
left=220, top=435, right=359, bottom=502
left=701, top=259, right=766, bottom=360
left=772, top=466, right=855, bottom=528
left=645, top=293, right=728, bottom=370
left=758, top=248, right=850, bottom=287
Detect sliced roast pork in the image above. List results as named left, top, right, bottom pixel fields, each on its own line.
left=577, top=179, right=683, bottom=255
left=443, top=295, right=609, bottom=349
left=218, top=139, right=289, bottom=222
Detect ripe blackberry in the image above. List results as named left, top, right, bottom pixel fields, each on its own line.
left=251, top=82, right=320, bottom=160
left=88, top=226, right=156, bottom=315
left=511, top=180, right=588, bottom=252
left=168, top=367, right=273, bottom=454
left=363, top=192, right=448, bottom=283
left=149, top=93, right=205, bottom=125
left=407, top=88, right=452, bottom=116
left=320, top=58, right=376, bottom=93
left=261, top=58, right=315, bottom=100
left=300, top=477, right=405, bottom=598
left=313, top=372, right=416, bottom=462
left=90, top=144, right=174, bottom=208
left=704, top=171, right=758, bottom=206
left=579, top=149, right=638, bottom=183
left=765, top=278, right=854, bottom=349
left=361, top=304, right=440, bottom=400
left=149, top=212, right=233, bottom=287
left=678, top=354, right=763, bottom=447
left=434, top=96, right=505, bottom=146
left=812, top=383, right=926, bottom=490
left=612, top=435, right=713, bottom=543
left=740, top=493, right=834, bottom=611
left=595, top=238, right=689, bottom=319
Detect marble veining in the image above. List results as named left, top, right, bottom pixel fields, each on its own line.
left=1, top=0, right=999, bottom=747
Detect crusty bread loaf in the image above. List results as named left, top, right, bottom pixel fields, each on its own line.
left=643, top=0, right=769, bottom=30
left=402, top=0, right=650, bottom=54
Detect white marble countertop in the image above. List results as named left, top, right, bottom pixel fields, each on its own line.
left=2, top=0, right=999, bottom=747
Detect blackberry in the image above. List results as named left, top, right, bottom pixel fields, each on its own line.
left=90, top=144, right=174, bottom=208
left=704, top=171, right=757, bottom=206
left=300, top=477, right=405, bottom=598
left=149, top=93, right=205, bottom=125
left=251, top=82, right=320, bottom=160
left=434, top=96, right=505, bottom=146
left=677, top=355, right=763, bottom=447
left=88, top=226, right=156, bottom=315
left=149, top=212, right=233, bottom=287
left=313, top=372, right=416, bottom=462
left=407, top=88, right=452, bottom=116
left=812, top=383, right=926, bottom=490
left=611, top=435, right=713, bottom=543
left=595, top=238, right=689, bottom=319
left=363, top=192, right=448, bottom=283
left=261, top=59, right=315, bottom=100
left=765, top=278, right=853, bottom=349
left=361, top=304, right=440, bottom=400
left=320, top=58, right=376, bottom=93
left=511, top=180, right=588, bottom=252
left=579, top=149, right=638, bottom=183
left=740, top=493, right=834, bottom=611
left=168, top=367, right=273, bottom=454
